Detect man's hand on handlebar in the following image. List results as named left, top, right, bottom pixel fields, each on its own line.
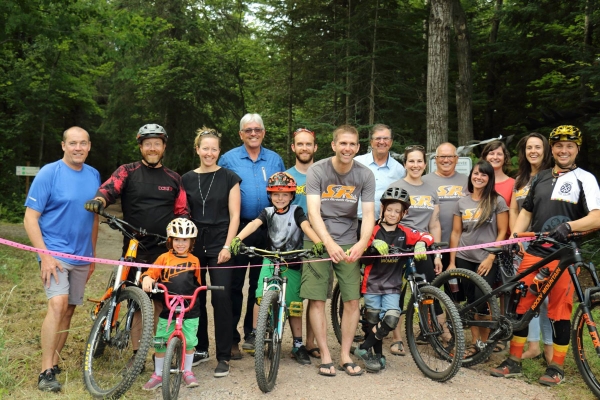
left=549, top=222, right=572, bottom=243
left=84, top=198, right=105, bottom=214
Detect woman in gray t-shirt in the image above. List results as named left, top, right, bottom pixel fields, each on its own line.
left=448, top=160, right=509, bottom=357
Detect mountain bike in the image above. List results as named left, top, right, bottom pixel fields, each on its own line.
left=237, top=244, right=316, bottom=393
left=82, top=211, right=166, bottom=399
left=331, top=243, right=465, bottom=382
left=432, top=230, right=600, bottom=397
left=152, top=283, right=224, bottom=400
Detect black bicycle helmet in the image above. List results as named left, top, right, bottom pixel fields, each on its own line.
left=136, top=123, right=168, bottom=144
left=381, top=187, right=411, bottom=210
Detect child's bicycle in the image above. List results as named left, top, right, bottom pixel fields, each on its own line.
left=82, top=211, right=166, bottom=399
left=237, top=244, right=316, bottom=393
left=151, top=283, right=224, bottom=399
left=330, top=243, right=465, bottom=382
left=432, top=230, right=600, bottom=396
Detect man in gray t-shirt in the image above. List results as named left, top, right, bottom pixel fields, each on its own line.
left=302, top=125, right=375, bottom=377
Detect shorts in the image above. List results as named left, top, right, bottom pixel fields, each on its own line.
left=303, top=239, right=334, bottom=299
left=41, top=260, right=90, bottom=305
left=255, top=259, right=302, bottom=307
left=516, top=252, right=573, bottom=321
left=364, top=293, right=401, bottom=319
left=154, top=317, right=199, bottom=351
left=300, top=244, right=360, bottom=302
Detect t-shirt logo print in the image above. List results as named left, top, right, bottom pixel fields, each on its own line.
left=436, top=185, right=463, bottom=198
left=560, top=182, right=572, bottom=194
left=322, top=185, right=357, bottom=202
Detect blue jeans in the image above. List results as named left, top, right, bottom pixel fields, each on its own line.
left=364, top=293, right=401, bottom=319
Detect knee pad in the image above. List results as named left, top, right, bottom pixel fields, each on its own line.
left=365, top=308, right=381, bottom=325
left=552, top=319, right=570, bottom=345
left=289, top=301, right=303, bottom=317
left=375, top=310, right=401, bottom=340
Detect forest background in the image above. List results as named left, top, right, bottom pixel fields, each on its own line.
left=1, top=0, right=600, bottom=222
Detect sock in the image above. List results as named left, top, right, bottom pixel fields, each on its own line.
left=508, top=335, right=527, bottom=360
left=293, top=337, right=303, bottom=349
left=154, top=356, right=164, bottom=377
left=184, top=354, right=194, bottom=372
left=551, top=344, right=569, bottom=367
left=360, top=331, right=378, bottom=350
left=373, top=339, right=383, bottom=355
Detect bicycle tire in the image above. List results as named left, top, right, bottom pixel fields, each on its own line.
left=82, top=286, right=154, bottom=399
left=431, top=268, right=500, bottom=367
left=572, top=293, right=600, bottom=398
left=255, top=290, right=281, bottom=393
left=330, top=282, right=367, bottom=348
left=405, top=286, right=464, bottom=382
left=162, top=336, right=184, bottom=400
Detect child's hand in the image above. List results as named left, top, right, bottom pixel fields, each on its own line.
left=372, top=239, right=389, bottom=255
left=414, top=241, right=427, bottom=261
left=230, top=237, right=243, bottom=256
left=311, top=242, right=325, bottom=257
left=142, top=276, right=154, bottom=293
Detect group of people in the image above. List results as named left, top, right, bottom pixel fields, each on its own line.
left=24, top=116, right=600, bottom=393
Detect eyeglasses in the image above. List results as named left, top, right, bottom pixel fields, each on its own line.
left=435, top=155, right=457, bottom=160
left=198, top=130, right=222, bottom=138
left=294, top=128, right=315, bottom=137
left=372, top=137, right=392, bottom=142
left=405, top=145, right=425, bottom=151
left=242, top=128, right=265, bottom=135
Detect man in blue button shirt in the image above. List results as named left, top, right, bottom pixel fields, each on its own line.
left=218, top=113, right=285, bottom=358
left=354, top=124, right=405, bottom=228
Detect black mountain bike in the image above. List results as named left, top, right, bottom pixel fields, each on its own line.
left=432, top=230, right=600, bottom=397
left=331, top=243, right=464, bottom=382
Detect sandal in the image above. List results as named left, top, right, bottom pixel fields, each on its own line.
left=307, top=347, right=321, bottom=359
left=493, top=341, right=506, bottom=353
left=390, top=341, right=406, bottom=356
left=318, top=363, right=336, bottom=377
left=337, top=362, right=363, bottom=376
left=464, top=344, right=479, bottom=359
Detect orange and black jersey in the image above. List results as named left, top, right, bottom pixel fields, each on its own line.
left=142, top=251, right=201, bottom=319
left=361, top=224, right=434, bottom=295
left=96, top=161, right=189, bottom=260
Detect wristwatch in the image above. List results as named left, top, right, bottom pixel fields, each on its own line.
left=435, top=253, right=442, bottom=260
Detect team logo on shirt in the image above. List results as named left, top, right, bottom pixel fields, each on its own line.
left=560, top=183, right=572, bottom=194
left=322, top=185, right=357, bottom=202
left=161, top=262, right=197, bottom=282
left=514, top=185, right=529, bottom=201
left=463, top=208, right=493, bottom=223
left=158, top=186, right=173, bottom=191
left=296, top=184, right=306, bottom=196
left=436, top=185, right=464, bottom=198
left=410, top=195, right=434, bottom=209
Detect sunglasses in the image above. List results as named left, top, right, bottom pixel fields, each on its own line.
left=405, top=145, right=425, bottom=151
left=294, top=128, right=315, bottom=137
left=550, top=134, right=579, bottom=142
left=242, top=128, right=265, bottom=134
left=199, top=130, right=222, bottom=138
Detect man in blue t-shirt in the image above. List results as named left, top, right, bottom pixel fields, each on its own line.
left=24, top=126, right=100, bottom=392
left=218, top=113, right=285, bottom=358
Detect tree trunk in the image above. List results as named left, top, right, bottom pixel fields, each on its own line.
left=287, top=45, right=293, bottom=164
left=368, top=0, right=379, bottom=126
left=452, top=0, right=473, bottom=146
left=426, top=0, right=452, bottom=152
left=581, top=0, right=594, bottom=101
left=345, top=0, right=351, bottom=124
left=484, top=0, right=503, bottom=137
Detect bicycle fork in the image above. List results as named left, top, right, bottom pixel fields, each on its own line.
left=570, top=262, right=600, bottom=357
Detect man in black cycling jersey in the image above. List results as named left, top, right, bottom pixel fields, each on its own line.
left=491, top=125, right=600, bottom=386
left=84, top=123, right=189, bottom=365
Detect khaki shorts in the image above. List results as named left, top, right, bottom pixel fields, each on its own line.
left=300, top=243, right=360, bottom=302
left=303, top=240, right=334, bottom=299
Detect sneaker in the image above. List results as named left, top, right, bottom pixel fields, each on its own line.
left=192, top=351, right=210, bottom=366
left=183, top=371, right=199, bottom=388
left=490, top=358, right=522, bottom=378
left=38, top=368, right=61, bottom=392
left=539, top=365, right=565, bottom=386
left=214, top=360, right=230, bottom=378
left=142, top=373, right=162, bottom=390
left=375, top=353, right=386, bottom=371
left=242, top=332, right=256, bottom=353
left=291, top=345, right=311, bottom=365
left=353, top=347, right=381, bottom=373
left=52, top=364, right=61, bottom=375
left=231, top=345, right=243, bottom=360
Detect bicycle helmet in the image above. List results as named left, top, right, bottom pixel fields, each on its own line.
left=381, top=187, right=411, bottom=210
left=166, top=218, right=198, bottom=239
left=136, top=123, right=168, bottom=144
left=548, top=125, right=582, bottom=146
left=267, top=172, right=297, bottom=195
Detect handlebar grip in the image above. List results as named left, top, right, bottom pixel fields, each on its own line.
left=208, top=286, right=225, bottom=291
left=432, top=242, right=448, bottom=248
left=568, top=228, right=600, bottom=238
left=515, top=232, right=537, bottom=238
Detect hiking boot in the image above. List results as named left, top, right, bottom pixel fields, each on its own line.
left=291, top=345, right=311, bottom=365
left=142, top=373, right=162, bottom=390
left=539, top=365, right=565, bottom=386
left=375, top=353, right=386, bottom=371
left=214, top=360, right=230, bottom=378
left=231, top=344, right=243, bottom=360
left=52, top=364, right=61, bottom=375
left=183, top=371, right=199, bottom=388
left=192, top=350, right=210, bottom=366
left=38, top=368, right=61, bottom=392
left=242, top=332, right=256, bottom=353
left=353, top=347, right=381, bottom=373
left=490, top=358, right=522, bottom=378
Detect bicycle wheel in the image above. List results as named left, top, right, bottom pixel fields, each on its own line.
left=330, top=283, right=367, bottom=348
left=255, top=290, right=281, bottom=393
left=572, top=293, right=600, bottom=397
left=83, top=286, right=154, bottom=399
left=405, top=286, right=464, bottom=382
left=162, top=337, right=183, bottom=400
left=431, top=268, right=500, bottom=367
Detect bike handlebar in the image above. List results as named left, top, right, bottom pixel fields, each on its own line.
left=99, top=210, right=167, bottom=242
left=151, top=283, right=224, bottom=313
left=238, top=244, right=315, bottom=260
left=388, top=242, right=448, bottom=254
left=515, top=229, right=599, bottom=240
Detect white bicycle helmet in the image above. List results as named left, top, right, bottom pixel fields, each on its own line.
left=166, top=218, right=198, bottom=239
